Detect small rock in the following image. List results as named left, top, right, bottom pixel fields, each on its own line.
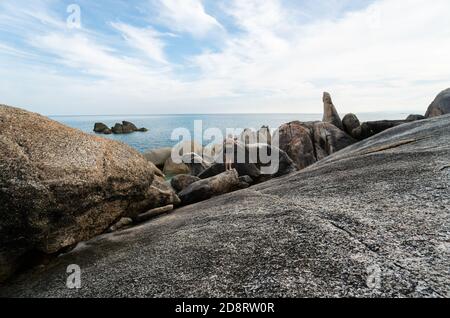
left=107, top=218, right=133, bottom=233
left=171, top=175, right=201, bottom=193
left=134, top=205, right=174, bottom=223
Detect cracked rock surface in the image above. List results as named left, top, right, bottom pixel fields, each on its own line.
left=1, top=115, right=449, bottom=298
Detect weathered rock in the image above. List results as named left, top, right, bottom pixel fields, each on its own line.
left=275, top=121, right=316, bottom=170
left=258, top=126, right=272, bottom=145
left=0, top=105, right=168, bottom=282
left=178, top=170, right=240, bottom=205
left=122, top=121, right=138, bottom=134
left=322, top=92, right=344, bottom=130
left=163, top=157, right=191, bottom=177
left=352, top=120, right=407, bottom=140
left=134, top=205, right=174, bottom=223
left=406, top=114, right=426, bottom=122
left=93, top=122, right=109, bottom=133
left=171, top=175, right=201, bottom=193
left=239, top=175, right=254, bottom=185
left=111, top=123, right=124, bottom=134
left=246, top=143, right=297, bottom=178
left=240, top=129, right=257, bottom=146
left=311, top=122, right=356, bottom=161
left=4, top=115, right=449, bottom=297
left=182, top=153, right=211, bottom=176
left=275, top=121, right=355, bottom=170
left=342, top=113, right=361, bottom=137
left=143, top=147, right=172, bottom=167
left=425, top=88, right=450, bottom=118
left=107, top=218, right=133, bottom=233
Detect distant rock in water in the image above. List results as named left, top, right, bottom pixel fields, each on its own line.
left=94, top=121, right=148, bottom=135
left=425, top=88, right=450, bottom=118
left=322, top=92, right=344, bottom=130
left=0, top=105, right=177, bottom=282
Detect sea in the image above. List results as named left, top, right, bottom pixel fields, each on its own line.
left=51, top=113, right=410, bottom=153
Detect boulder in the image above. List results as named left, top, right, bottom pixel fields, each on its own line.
left=93, top=122, right=109, bottom=133
left=171, top=175, right=201, bottom=193
left=143, top=147, right=172, bottom=168
left=257, top=126, right=272, bottom=145
left=425, top=88, right=450, bottom=118
left=322, top=92, right=344, bottom=130
left=111, top=123, right=124, bottom=134
left=342, top=113, right=361, bottom=137
left=181, top=153, right=211, bottom=176
left=240, top=128, right=257, bottom=146
left=178, top=170, right=240, bottom=205
left=122, top=121, right=138, bottom=134
left=311, top=122, right=356, bottom=161
left=0, top=105, right=174, bottom=282
left=352, top=120, right=407, bottom=140
left=163, top=157, right=191, bottom=177
left=406, top=114, right=426, bottom=122
left=246, top=143, right=297, bottom=178
left=5, top=115, right=449, bottom=297
left=275, top=121, right=317, bottom=170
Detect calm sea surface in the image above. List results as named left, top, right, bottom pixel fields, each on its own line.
left=51, top=113, right=410, bottom=152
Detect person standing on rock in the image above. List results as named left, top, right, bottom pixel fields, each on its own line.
left=224, top=135, right=236, bottom=171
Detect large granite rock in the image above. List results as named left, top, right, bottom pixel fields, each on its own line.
left=275, top=121, right=356, bottom=170
left=178, top=170, right=241, bottom=205
left=352, top=120, right=407, bottom=140
left=0, top=105, right=177, bottom=282
left=171, top=175, right=201, bottom=193
left=143, top=147, right=172, bottom=168
left=342, top=113, right=361, bottom=137
left=322, top=92, right=344, bottom=130
left=425, top=88, right=450, bottom=118
left=2, top=115, right=448, bottom=297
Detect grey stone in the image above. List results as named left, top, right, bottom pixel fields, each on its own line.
left=425, top=88, right=450, bottom=118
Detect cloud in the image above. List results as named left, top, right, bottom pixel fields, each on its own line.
left=111, top=22, right=169, bottom=64
left=1, top=0, right=450, bottom=115
left=149, top=0, right=224, bottom=38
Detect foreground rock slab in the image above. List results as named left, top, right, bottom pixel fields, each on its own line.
left=1, top=115, right=449, bottom=298
left=0, top=105, right=175, bottom=282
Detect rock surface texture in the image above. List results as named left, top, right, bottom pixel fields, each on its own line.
left=0, top=105, right=177, bottom=282
left=425, top=88, right=450, bottom=118
left=2, top=114, right=449, bottom=297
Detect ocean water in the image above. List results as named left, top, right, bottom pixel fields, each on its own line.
left=52, top=113, right=410, bottom=153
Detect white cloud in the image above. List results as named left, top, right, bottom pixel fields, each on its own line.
left=1, top=0, right=450, bottom=115
left=149, top=0, right=224, bottom=38
left=111, top=22, right=169, bottom=64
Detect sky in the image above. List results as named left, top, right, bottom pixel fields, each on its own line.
left=0, top=0, right=449, bottom=115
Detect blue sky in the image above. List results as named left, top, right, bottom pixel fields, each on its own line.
left=0, top=0, right=449, bottom=115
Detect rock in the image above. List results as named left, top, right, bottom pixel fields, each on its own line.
left=103, top=128, right=112, bottom=135
left=126, top=174, right=180, bottom=218
left=137, top=128, right=148, bottom=132
left=181, top=153, right=211, bottom=176
left=239, top=175, right=254, bottom=184
left=322, top=92, right=344, bottom=130
left=342, top=113, right=361, bottom=137
left=4, top=115, right=449, bottom=297
left=257, top=126, right=272, bottom=145
left=93, top=122, right=109, bottom=133
left=163, top=157, right=191, bottom=177
left=240, top=128, right=257, bottom=146
left=143, top=147, right=172, bottom=168
left=171, top=175, right=201, bottom=193
left=111, top=123, right=124, bottom=134
left=178, top=170, right=240, bottom=205
left=275, top=121, right=355, bottom=170
left=107, top=218, right=133, bottom=233
left=275, top=121, right=316, bottom=170
left=0, top=105, right=170, bottom=282
left=122, top=121, right=138, bottom=134
left=406, top=114, right=426, bottom=122
left=134, top=205, right=174, bottom=223
left=311, top=122, right=356, bottom=161
left=246, top=143, right=297, bottom=178
left=352, top=120, right=407, bottom=140
left=425, top=88, right=450, bottom=118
